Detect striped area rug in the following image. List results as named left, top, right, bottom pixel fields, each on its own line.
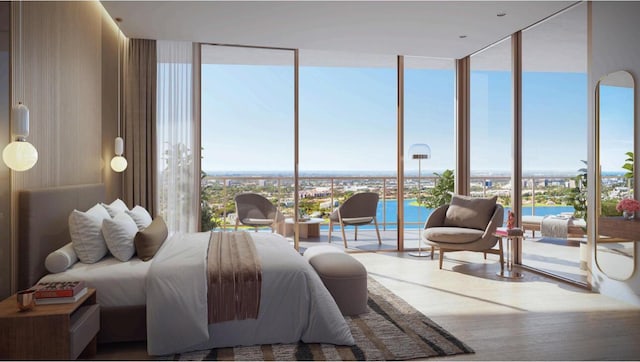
left=171, top=277, right=474, bottom=360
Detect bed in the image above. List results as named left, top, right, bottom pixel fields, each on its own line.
left=19, top=184, right=353, bottom=355
left=18, top=184, right=146, bottom=343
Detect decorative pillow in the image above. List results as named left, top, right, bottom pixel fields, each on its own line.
left=102, top=213, right=138, bottom=262
left=101, top=198, right=129, bottom=218
left=134, top=216, right=168, bottom=262
left=44, top=242, right=78, bottom=273
left=69, top=204, right=111, bottom=263
left=444, top=195, right=497, bottom=230
left=126, top=205, right=153, bottom=231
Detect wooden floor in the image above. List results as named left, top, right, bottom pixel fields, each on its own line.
left=94, top=250, right=640, bottom=361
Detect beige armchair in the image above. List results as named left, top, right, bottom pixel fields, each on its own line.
left=422, top=195, right=504, bottom=270
left=328, top=192, right=382, bottom=248
left=234, top=193, right=284, bottom=232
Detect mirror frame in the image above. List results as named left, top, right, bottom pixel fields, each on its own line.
left=595, top=70, right=637, bottom=281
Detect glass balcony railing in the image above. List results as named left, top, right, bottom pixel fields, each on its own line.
left=201, top=174, right=630, bottom=233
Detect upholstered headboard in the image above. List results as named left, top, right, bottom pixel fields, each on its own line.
left=18, top=183, right=106, bottom=290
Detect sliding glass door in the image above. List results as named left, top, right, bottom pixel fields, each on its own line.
left=299, top=50, right=397, bottom=251
left=521, top=3, right=587, bottom=284
left=403, top=56, right=455, bottom=251
left=200, top=45, right=295, bottom=238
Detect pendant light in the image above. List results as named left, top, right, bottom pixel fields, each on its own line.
left=3, top=1, right=38, bottom=172
left=110, top=17, right=127, bottom=173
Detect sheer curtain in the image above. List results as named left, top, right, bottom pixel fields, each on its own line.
left=156, top=41, right=200, bottom=233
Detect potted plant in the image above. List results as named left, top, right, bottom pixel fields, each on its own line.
left=616, top=198, right=640, bottom=220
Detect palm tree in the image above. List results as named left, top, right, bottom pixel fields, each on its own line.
left=622, top=151, right=634, bottom=179
left=567, top=160, right=587, bottom=220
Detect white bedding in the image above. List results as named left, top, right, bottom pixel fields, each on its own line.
left=39, top=254, right=150, bottom=307
left=146, top=231, right=354, bottom=356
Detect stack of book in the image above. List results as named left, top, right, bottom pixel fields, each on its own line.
left=33, top=281, right=87, bottom=305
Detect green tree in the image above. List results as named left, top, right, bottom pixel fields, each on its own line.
left=200, top=170, right=220, bottom=231
left=423, top=169, right=454, bottom=209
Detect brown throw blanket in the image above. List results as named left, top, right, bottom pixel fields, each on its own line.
left=207, top=231, right=262, bottom=324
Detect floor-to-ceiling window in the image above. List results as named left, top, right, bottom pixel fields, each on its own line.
left=521, top=3, right=587, bottom=283
left=200, top=45, right=295, bottom=233
left=403, top=56, right=455, bottom=251
left=199, top=47, right=460, bottom=251
left=299, top=50, right=397, bottom=250
left=465, top=37, right=513, bottom=271
left=470, top=38, right=513, bottom=210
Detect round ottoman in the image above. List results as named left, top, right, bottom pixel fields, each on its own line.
left=307, top=253, right=368, bottom=316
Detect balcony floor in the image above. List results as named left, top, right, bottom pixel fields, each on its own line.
left=276, top=228, right=591, bottom=285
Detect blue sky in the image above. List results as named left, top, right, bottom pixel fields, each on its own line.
left=599, top=84, right=634, bottom=172
left=201, top=63, right=628, bottom=175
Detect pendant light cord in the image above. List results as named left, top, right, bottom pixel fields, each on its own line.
left=19, top=0, right=24, bottom=102
left=117, top=24, right=121, bottom=138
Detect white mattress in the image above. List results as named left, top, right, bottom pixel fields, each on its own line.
left=38, top=255, right=150, bottom=307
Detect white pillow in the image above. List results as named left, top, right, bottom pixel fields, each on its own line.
left=102, top=213, right=138, bottom=262
left=44, top=243, right=78, bottom=273
left=69, top=204, right=111, bottom=263
left=101, top=198, right=129, bottom=218
left=126, top=205, right=153, bottom=231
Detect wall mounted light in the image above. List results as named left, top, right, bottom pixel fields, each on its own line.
left=3, top=1, right=38, bottom=171
left=110, top=17, right=127, bottom=172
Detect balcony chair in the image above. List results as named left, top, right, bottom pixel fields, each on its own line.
left=234, top=193, right=284, bottom=232
left=422, top=195, right=504, bottom=270
left=328, top=192, right=382, bottom=248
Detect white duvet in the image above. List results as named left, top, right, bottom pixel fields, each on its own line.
left=146, top=231, right=354, bottom=356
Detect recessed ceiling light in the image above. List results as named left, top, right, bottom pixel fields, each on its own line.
left=459, top=35, right=467, bottom=39
left=497, top=12, right=506, bottom=17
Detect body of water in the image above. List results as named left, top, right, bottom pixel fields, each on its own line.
left=320, top=199, right=574, bottom=230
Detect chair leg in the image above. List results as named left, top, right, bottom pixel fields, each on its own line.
left=439, top=249, right=445, bottom=269
left=355, top=226, right=358, bottom=240
left=498, top=238, right=505, bottom=273
left=235, top=218, right=239, bottom=231
left=341, top=224, right=348, bottom=249
left=484, top=252, right=487, bottom=260
left=254, top=226, right=258, bottom=232
left=328, top=221, right=333, bottom=242
left=430, top=245, right=434, bottom=259
left=374, top=218, right=382, bottom=245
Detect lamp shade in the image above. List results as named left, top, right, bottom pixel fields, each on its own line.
left=3, top=140, right=38, bottom=171
left=110, top=136, right=127, bottom=172
left=409, top=143, right=431, bottom=160
left=4, top=102, right=37, bottom=171
left=110, top=155, right=127, bottom=172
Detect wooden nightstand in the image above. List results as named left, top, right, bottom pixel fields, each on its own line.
left=0, top=288, right=100, bottom=360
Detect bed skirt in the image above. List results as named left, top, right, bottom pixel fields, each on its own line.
left=98, top=305, right=147, bottom=344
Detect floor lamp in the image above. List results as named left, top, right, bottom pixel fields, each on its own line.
left=408, top=143, right=431, bottom=257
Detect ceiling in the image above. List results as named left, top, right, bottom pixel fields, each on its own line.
left=102, top=1, right=578, bottom=62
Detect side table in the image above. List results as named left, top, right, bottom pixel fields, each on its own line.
left=278, top=218, right=324, bottom=239
left=495, top=227, right=524, bottom=279
left=0, top=287, right=100, bottom=360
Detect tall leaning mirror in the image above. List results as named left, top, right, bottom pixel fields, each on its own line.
left=596, top=70, right=636, bottom=280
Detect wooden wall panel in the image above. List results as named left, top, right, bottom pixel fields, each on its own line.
left=9, top=1, right=120, bottom=292
left=12, top=1, right=103, bottom=189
